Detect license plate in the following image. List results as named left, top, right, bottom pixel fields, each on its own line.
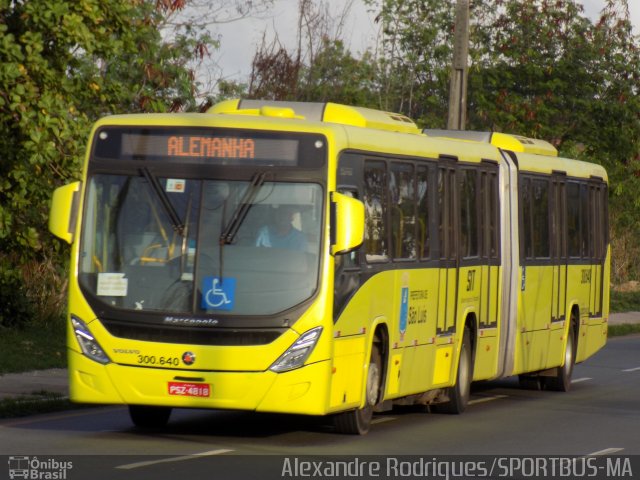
left=168, top=382, right=210, bottom=398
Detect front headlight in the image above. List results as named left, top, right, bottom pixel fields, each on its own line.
left=71, top=316, right=110, bottom=364
left=269, top=327, right=323, bottom=373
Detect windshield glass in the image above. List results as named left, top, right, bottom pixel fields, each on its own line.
left=79, top=174, right=323, bottom=316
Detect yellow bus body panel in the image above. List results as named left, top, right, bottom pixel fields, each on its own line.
left=329, top=336, right=366, bottom=409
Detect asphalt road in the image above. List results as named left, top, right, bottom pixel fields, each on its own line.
left=1, top=335, right=638, bottom=480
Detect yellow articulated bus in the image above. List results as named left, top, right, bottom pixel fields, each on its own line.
left=49, top=99, right=609, bottom=434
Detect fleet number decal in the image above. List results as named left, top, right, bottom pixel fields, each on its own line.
left=137, top=355, right=180, bottom=367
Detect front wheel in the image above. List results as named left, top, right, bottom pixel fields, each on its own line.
left=129, top=405, right=172, bottom=428
left=435, top=330, right=473, bottom=414
left=334, top=343, right=382, bottom=435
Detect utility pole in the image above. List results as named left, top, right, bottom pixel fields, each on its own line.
left=447, top=0, right=470, bottom=130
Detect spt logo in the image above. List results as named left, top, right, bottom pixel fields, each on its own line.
left=182, top=351, right=196, bottom=366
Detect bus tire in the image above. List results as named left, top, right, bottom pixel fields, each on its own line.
left=545, top=323, right=576, bottom=392
left=333, top=343, right=381, bottom=435
left=129, top=405, right=172, bottom=428
left=435, top=329, right=472, bottom=414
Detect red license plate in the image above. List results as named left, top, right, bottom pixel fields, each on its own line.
left=168, top=382, right=210, bottom=398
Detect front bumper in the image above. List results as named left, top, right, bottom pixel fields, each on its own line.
left=68, top=349, right=331, bottom=415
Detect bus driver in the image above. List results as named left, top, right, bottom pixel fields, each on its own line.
left=255, top=205, right=306, bottom=250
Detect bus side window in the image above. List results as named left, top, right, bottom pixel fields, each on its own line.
left=567, top=182, right=581, bottom=258
left=390, top=162, right=417, bottom=260
left=363, top=161, right=389, bottom=262
left=532, top=178, right=551, bottom=258
left=459, top=168, right=479, bottom=259
left=417, top=165, right=430, bottom=260
left=520, top=175, right=551, bottom=260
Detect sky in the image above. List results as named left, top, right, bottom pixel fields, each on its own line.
left=209, top=0, right=640, bottom=84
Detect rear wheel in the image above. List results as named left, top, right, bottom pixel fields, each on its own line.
left=544, top=323, right=576, bottom=392
left=334, top=343, right=382, bottom=435
left=436, top=329, right=472, bottom=414
left=129, top=405, right=172, bottom=428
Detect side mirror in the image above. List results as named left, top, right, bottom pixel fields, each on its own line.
left=49, top=181, right=81, bottom=244
left=331, top=191, right=364, bottom=256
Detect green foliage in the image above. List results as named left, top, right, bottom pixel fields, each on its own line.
left=246, top=36, right=380, bottom=106
left=610, top=289, right=640, bottom=313
left=0, top=0, right=214, bottom=327
left=0, top=394, right=71, bottom=419
left=366, top=0, right=455, bottom=125
left=0, top=257, right=33, bottom=328
left=608, top=323, right=640, bottom=337
left=0, top=324, right=66, bottom=373
left=470, top=1, right=593, bottom=138
left=297, top=39, right=379, bottom=106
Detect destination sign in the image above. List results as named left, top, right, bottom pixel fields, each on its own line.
left=166, top=136, right=256, bottom=159
left=91, top=127, right=326, bottom=167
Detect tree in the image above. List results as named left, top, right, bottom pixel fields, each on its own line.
left=365, top=0, right=455, bottom=125
left=159, top=0, right=275, bottom=98
left=297, top=38, right=378, bottom=105
left=468, top=0, right=595, bottom=138
left=245, top=0, right=378, bottom=106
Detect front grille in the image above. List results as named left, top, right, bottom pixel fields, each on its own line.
left=101, top=319, right=284, bottom=346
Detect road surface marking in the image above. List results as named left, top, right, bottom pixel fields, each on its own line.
left=622, top=366, right=640, bottom=372
left=571, top=377, right=592, bottom=384
left=585, top=448, right=625, bottom=456
left=469, top=394, right=508, bottom=405
left=116, top=449, right=234, bottom=470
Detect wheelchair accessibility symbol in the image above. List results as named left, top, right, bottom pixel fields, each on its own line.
left=201, top=276, right=236, bottom=311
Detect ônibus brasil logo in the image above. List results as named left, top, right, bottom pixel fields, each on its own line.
left=8, top=456, right=73, bottom=479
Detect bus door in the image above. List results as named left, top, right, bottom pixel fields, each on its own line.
left=436, top=163, right=458, bottom=338
left=433, top=162, right=457, bottom=385
left=519, top=174, right=553, bottom=372
left=479, top=164, right=500, bottom=333
left=551, top=173, right=568, bottom=326
left=470, top=165, right=501, bottom=379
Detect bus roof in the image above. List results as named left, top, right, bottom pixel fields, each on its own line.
left=209, top=99, right=422, bottom=135
left=515, top=151, right=608, bottom=181
left=424, top=129, right=558, bottom=157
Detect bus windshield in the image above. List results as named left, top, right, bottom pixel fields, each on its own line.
left=78, top=174, right=323, bottom=316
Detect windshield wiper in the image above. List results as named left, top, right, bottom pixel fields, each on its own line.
left=219, top=171, right=266, bottom=245
left=141, top=167, right=185, bottom=236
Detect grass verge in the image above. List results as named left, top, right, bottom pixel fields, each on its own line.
left=0, top=392, right=73, bottom=419
left=608, top=323, right=640, bottom=337
left=610, top=290, right=640, bottom=313
left=0, top=324, right=66, bottom=374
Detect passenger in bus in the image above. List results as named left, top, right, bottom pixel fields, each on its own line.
left=255, top=205, right=307, bottom=250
